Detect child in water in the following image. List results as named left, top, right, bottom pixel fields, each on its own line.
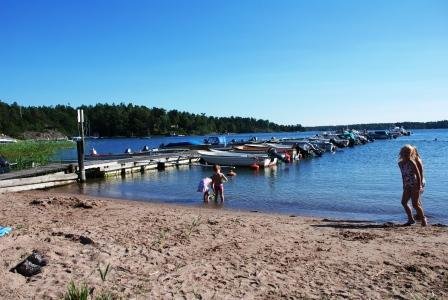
left=212, top=164, right=228, bottom=202
left=226, top=167, right=237, bottom=177
left=197, top=177, right=212, bottom=202
left=398, top=145, right=427, bottom=226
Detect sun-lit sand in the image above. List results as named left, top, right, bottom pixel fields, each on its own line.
left=0, top=190, right=447, bottom=299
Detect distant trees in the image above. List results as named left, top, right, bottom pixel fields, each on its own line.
left=3, top=100, right=446, bottom=138
left=0, top=101, right=304, bottom=138
left=306, top=120, right=448, bottom=132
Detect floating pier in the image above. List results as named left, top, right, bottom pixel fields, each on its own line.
left=0, top=151, right=200, bottom=193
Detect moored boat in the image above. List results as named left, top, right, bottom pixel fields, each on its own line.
left=368, top=130, right=392, bottom=140
left=198, top=149, right=277, bottom=167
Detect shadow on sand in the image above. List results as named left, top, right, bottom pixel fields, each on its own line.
left=312, top=219, right=398, bottom=229
left=313, top=219, right=447, bottom=229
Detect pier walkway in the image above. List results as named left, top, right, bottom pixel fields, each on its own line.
left=0, top=150, right=200, bottom=193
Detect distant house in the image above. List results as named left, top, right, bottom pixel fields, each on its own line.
left=0, top=134, right=17, bottom=144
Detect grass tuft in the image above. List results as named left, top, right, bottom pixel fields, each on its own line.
left=98, top=263, right=111, bottom=282
left=185, top=216, right=202, bottom=239
left=64, top=281, right=89, bottom=300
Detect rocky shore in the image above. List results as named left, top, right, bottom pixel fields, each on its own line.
left=0, top=191, right=447, bottom=299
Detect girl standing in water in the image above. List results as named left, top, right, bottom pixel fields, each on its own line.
left=398, top=145, right=427, bottom=226
left=212, top=164, right=228, bottom=203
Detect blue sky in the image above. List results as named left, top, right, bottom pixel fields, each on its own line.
left=1, top=0, right=447, bottom=126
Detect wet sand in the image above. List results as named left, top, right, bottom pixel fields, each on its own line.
left=0, top=191, right=447, bottom=299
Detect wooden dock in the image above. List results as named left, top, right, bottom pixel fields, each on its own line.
left=0, top=150, right=200, bottom=193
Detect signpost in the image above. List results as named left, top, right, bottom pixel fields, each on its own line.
left=77, top=109, right=86, bottom=182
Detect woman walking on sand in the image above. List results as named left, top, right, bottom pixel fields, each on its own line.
left=398, top=145, right=427, bottom=226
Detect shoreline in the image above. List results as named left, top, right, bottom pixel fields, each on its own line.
left=1, top=190, right=447, bottom=299
left=52, top=188, right=448, bottom=226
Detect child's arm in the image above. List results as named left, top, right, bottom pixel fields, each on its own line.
left=411, top=160, right=422, bottom=189
left=221, top=173, right=228, bottom=182
left=417, top=159, right=425, bottom=186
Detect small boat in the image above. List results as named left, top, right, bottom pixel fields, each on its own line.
left=159, top=141, right=203, bottom=149
left=160, top=136, right=228, bottom=150
left=232, top=143, right=298, bottom=161
left=85, top=147, right=155, bottom=160
left=389, top=126, right=411, bottom=137
left=198, top=149, right=277, bottom=167
left=0, top=135, right=17, bottom=144
left=368, top=130, right=392, bottom=140
left=307, top=138, right=336, bottom=152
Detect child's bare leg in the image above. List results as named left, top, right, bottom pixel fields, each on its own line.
left=401, top=189, right=414, bottom=223
left=220, top=191, right=225, bottom=203
left=411, top=189, right=426, bottom=226
left=214, top=189, right=218, bottom=202
left=203, top=192, right=209, bottom=203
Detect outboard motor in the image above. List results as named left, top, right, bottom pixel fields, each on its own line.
left=267, top=148, right=289, bottom=163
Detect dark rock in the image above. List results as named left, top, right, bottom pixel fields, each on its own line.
left=12, top=260, right=42, bottom=277
left=10, top=250, right=48, bottom=277
left=52, top=231, right=93, bottom=245
left=406, top=265, right=418, bottom=273
left=27, top=251, right=48, bottom=266
left=73, top=201, right=93, bottom=209
left=30, top=199, right=44, bottom=206
left=207, top=220, right=219, bottom=225
left=79, top=235, right=94, bottom=245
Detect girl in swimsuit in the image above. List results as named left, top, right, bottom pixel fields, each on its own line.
left=398, top=145, right=427, bottom=226
left=211, top=164, right=228, bottom=203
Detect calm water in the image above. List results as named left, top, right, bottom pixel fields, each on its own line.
left=54, top=129, right=448, bottom=224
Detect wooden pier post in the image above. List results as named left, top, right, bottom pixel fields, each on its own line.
left=76, top=140, right=86, bottom=182
left=77, top=109, right=86, bottom=182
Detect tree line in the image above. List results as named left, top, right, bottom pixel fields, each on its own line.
left=306, top=120, right=448, bottom=132
left=0, top=101, right=304, bottom=138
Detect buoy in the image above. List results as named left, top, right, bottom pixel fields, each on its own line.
left=124, top=148, right=132, bottom=154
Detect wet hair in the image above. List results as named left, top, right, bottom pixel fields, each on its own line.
left=399, top=144, right=413, bottom=161
left=213, top=164, right=220, bottom=172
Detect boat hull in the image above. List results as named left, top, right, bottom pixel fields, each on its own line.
left=198, top=150, right=277, bottom=167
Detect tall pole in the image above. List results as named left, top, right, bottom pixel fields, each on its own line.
left=77, top=109, right=86, bottom=182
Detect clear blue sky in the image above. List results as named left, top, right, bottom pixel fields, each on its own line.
left=1, top=0, right=447, bottom=126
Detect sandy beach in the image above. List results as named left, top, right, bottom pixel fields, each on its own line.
left=0, top=191, right=447, bottom=299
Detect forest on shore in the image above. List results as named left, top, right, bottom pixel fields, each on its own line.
left=0, top=101, right=303, bottom=138
left=307, top=120, right=448, bottom=132
left=1, top=101, right=447, bottom=138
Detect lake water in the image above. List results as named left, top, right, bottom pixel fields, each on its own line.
left=54, top=129, right=448, bottom=224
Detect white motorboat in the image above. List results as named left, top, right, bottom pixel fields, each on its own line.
left=0, top=135, right=17, bottom=144
left=198, top=149, right=277, bottom=167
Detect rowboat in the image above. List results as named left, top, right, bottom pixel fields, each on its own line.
left=197, top=149, right=277, bottom=167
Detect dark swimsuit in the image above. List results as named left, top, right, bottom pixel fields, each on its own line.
left=212, top=173, right=225, bottom=192
left=399, top=160, right=417, bottom=190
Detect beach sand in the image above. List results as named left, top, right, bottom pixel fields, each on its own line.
left=0, top=191, right=447, bottom=299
